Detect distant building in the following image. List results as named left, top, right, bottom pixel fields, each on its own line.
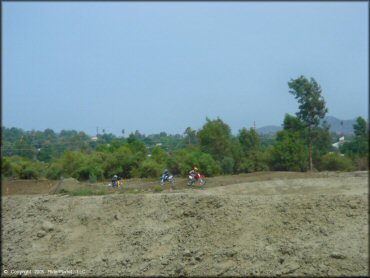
left=332, top=136, right=345, bottom=149
left=91, top=136, right=98, bottom=141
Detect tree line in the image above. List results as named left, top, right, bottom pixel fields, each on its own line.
left=1, top=76, right=368, bottom=181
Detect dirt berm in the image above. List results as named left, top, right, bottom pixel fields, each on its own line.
left=2, top=171, right=368, bottom=276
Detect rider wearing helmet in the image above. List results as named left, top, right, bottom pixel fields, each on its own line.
left=163, top=169, right=169, bottom=181
left=189, top=166, right=198, bottom=180
left=112, top=174, right=118, bottom=187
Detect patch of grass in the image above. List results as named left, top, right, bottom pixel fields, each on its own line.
left=70, top=188, right=94, bottom=196
left=153, top=185, right=164, bottom=193
left=58, top=188, right=69, bottom=194
left=67, top=188, right=107, bottom=196
left=119, top=188, right=142, bottom=194
left=95, top=190, right=107, bottom=195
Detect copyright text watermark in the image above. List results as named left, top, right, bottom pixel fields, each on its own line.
left=3, top=269, right=86, bottom=276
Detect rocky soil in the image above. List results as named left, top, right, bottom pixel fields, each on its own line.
left=1, top=171, right=368, bottom=276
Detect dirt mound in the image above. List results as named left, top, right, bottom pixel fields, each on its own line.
left=1, top=179, right=58, bottom=195
left=52, top=178, right=110, bottom=195
left=55, top=177, right=81, bottom=192
left=2, top=172, right=368, bottom=276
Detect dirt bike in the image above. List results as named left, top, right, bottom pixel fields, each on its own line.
left=110, top=179, right=123, bottom=189
left=160, top=174, right=175, bottom=185
left=187, top=173, right=206, bottom=186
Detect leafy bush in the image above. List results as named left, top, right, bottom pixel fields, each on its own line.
left=237, top=158, right=255, bottom=173
left=352, top=156, right=369, bottom=171
left=318, top=153, right=353, bottom=171
left=270, top=131, right=309, bottom=172
left=2, top=156, right=45, bottom=179
left=167, top=155, right=182, bottom=175
left=72, top=164, right=104, bottom=181
left=151, top=145, right=168, bottom=164
left=59, top=150, right=86, bottom=177
left=197, top=152, right=221, bottom=177
left=89, top=173, right=98, bottom=183
left=19, top=166, right=40, bottom=179
left=221, top=156, right=234, bottom=174
left=45, top=163, right=64, bottom=180
left=1, top=157, right=13, bottom=177
left=175, top=149, right=220, bottom=177
left=138, top=159, right=162, bottom=178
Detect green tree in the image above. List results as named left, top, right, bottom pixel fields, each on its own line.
left=270, top=130, right=308, bottom=171
left=138, top=159, right=162, bottom=178
left=237, top=127, right=266, bottom=172
left=283, top=114, right=305, bottom=134
left=318, top=153, right=353, bottom=171
left=102, top=145, right=137, bottom=179
left=288, top=76, right=328, bottom=170
left=311, top=122, right=332, bottom=169
left=1, top=157, right=14, bottom=177
left=197, top=117, right=232, bottom=163
left=167, top=148, right=220, bottom=177
left=151, top=145, right=168, bottom=164
left=37, top=144, right=55, bottom=162
left=341, top=116, right=368, bottom=157
left=184, top=127, right=197, bottom=146
left=353, top=116, right=368, bottom=157
left=2, top=156, right=45, bottom=179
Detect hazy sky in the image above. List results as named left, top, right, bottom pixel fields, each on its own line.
left=3, top=2, right=368, bottom=136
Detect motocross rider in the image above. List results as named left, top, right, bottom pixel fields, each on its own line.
left=112, top=175, right=118, bottom=186
left=112, top=174, right=122, bottom=187
left=162, top=169, right=170, bottom=181
left=189, top=166, right=199, bottom=180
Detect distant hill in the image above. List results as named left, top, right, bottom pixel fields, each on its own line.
left=322, top=116, right=356, bottom=135
left=256, top=125, right=282, bottom=134
left=256, top=116, right=358, bottom=135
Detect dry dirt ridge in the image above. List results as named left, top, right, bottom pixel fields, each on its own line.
left=2, top=171, right=368, bottom=277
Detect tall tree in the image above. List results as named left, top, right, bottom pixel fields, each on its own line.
left=184, top=127, right=196, bottom=146
left=270, top=129, right=309, bottom=171
left=197, top=117, right=232, bottom=162
left=341, top=116, right=368, bottom=157
left=288, top=76, right=328, bottom=170
left=237, top=127, right=264, bottom=172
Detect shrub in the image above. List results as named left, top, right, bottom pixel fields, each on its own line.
left=352, top=156, right=369, bottom=171
left=270, top=131, right=308, bottom=172
left=46, top=163, right=64, bottom=180
left=221, top=156, right=234, bottom=175
left=89, top=173, right=98, bottom=183
left=72, top=165, right=104, bottom=181
left=59, top=150, right=86, bottom=175
left=151, top=145, right=168, bottom=164
left=4, top=156, right=45, bottom=179
left=167, top=155, right=181, bottom=175
left=138, top=159, right=162, bottom=178
left=19, top=166, right=40, bottom=179
left=197, top=152, right=221, bottom=177
left=1, top=157, right=13, bottom=177
left=318, top=153, right=353, bottom=171
left=237, top=158, right=255, bottom=173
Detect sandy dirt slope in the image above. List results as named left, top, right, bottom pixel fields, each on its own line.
left=1, top=171, right=368, bottom=276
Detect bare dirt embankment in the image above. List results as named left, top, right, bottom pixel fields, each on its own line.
left=1, top=171, right=368, bottom=276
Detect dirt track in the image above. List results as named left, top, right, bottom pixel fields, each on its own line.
left=1, top=171, right=368, bottom=276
